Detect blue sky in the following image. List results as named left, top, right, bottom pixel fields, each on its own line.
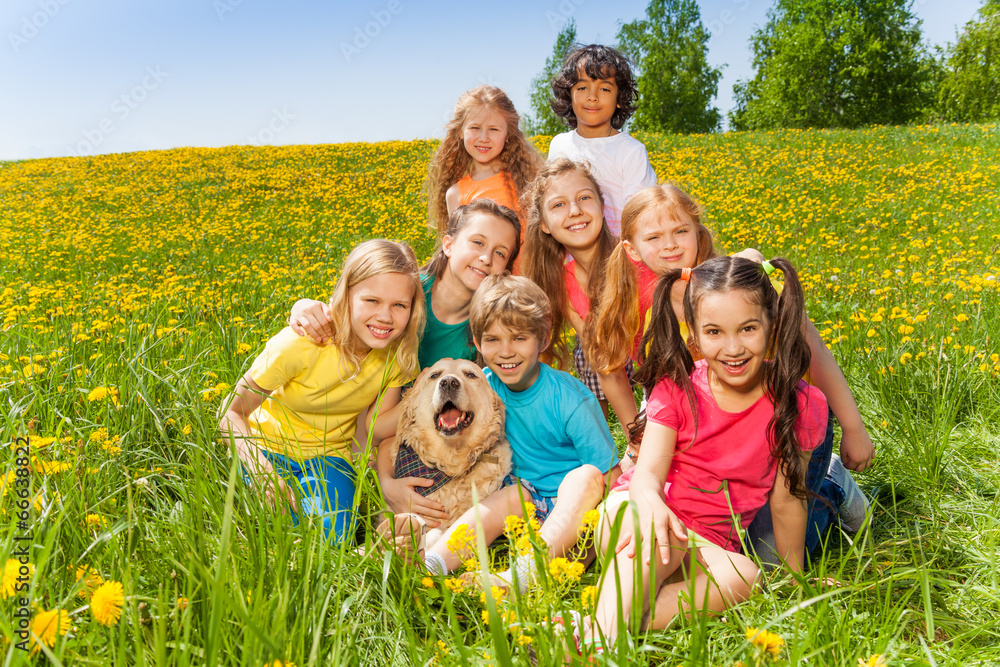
left=1, top=0, right=983, bottom=161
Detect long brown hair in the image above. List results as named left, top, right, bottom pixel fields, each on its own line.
left=521, top=158, right=616, bottom=369
left=634, top=256, right=813, bottom=500
left=588, top=183, right=715, bottom=374
left=421, top=199, right=522, bottom=280
left=424, top=85, right=543, bottom=235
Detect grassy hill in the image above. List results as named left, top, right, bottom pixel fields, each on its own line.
left=1, top=124, right=998, bottom=665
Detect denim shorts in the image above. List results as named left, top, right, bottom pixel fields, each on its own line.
left=502, top=475, right=556, bottom=522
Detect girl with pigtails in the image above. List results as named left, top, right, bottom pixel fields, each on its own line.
left=583, top=256, right=827, bottom=654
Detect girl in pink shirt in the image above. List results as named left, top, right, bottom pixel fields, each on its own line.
left=586, top=255, right=827, bottom=654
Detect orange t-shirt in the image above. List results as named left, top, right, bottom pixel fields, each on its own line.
left=456, top=171, right=524, bottom=271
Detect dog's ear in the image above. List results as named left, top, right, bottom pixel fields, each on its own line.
left=399, top=367, right=431, bottom=435
left=485, top=386, right=505, bottom=448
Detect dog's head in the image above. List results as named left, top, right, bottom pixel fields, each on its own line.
left=397, top=358, right=505, bottom=477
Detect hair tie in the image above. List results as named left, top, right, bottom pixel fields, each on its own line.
left=680, top=267, right=692, bottom=282
left=761, top=260, right=776, bottom=276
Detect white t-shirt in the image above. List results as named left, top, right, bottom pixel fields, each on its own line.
left=547, top=130, right=658, bottom=236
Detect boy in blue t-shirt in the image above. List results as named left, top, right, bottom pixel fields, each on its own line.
left=417, top=274, right=620, bottom=588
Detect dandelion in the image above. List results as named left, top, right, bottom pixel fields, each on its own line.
left=90, top=580, right=125, bottom=626
left=2, top=559, right=33, bottom=599
left=263, top=661, right=297, bottom=667
left=858, top=655, right=886, bottom=667
left=31, top=608, right=70, bottom=653
left=85, top=513, right=107, bottom=529
left=87, top=386, right=120, bottom=404
left=747, top=627, right=785, bottom=659
left=517, top=634, right=533, bottom=646
left=899, top=352, right=912, bottom=364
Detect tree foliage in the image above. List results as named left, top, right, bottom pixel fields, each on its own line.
left=730, top=0, right=936, bottom=130
left=523, top=20, right=577, bottom=137
left=938, top=0, right=1000, bottom=122
left=617, top=0, right=722, bottom=134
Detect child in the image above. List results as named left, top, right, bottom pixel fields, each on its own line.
left=547, top=44, right=658, bottom=236
left=390, top=274, right=620, bottom=587
left=287, top=200, right=522, bottom=522
left=520, top=157, right=623, bottom=417
left=587, top=184, right=873, bottom=560
left=219, top=240, right=425, bottom=543
left=587, top=256, right=826, bottom=652
left=425, top=85, right=543, bottom=238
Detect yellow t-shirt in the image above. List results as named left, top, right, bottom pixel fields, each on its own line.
left=248, top=328, right=406, bottom=461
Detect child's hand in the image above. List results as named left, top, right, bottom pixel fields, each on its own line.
left=639, top=502, right=687, bottom=565
left=247, top=458, right=298, bottom=512
left=840, top=424, right=874, bottom=471
left=289, top=299, right=333, bottom=344
left=732, top=247, right=765, bottom=263
left=379, top=474, right=450, bottom=528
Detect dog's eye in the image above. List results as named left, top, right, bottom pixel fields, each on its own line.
left=464, top=371, right=478, bottom=379
left=429, top=372, right=441, bottom=379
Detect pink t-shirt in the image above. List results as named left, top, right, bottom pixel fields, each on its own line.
left=613, top=360, right=827, bottom=552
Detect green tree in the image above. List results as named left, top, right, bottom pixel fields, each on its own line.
left=523, top=20, right=577, bottom=136
left=938, top=0, right=1000, bottom=122
left=730, top=0, right=937, bottom=130
left=617, top=0, right=723, bottom=134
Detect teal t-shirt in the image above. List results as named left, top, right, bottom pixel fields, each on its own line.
left=485, top=363, right=619, bottom=497
left=417, top=274, right=477, bottom=370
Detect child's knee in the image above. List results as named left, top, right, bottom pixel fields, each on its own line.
left=560, top=464, right=605, bottom=499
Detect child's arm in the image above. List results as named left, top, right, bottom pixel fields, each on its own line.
left=288, top=299, right=333, bottom=344
left=803, top=319, right=874, bottom=471
left=445, top=184, right=461, bottom=217
left=767, top=450, right=812, bottom=573
left=596, top=369, right=639, bottom=447
left=374, top=437, right=451, bottom=526
left=219, top=372, right=297, bottom=509
left=369, top=388, right=403, bottom=444
left=619, top=421, right=687, bottom=564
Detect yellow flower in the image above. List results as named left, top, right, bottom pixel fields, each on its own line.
left=954, top=313, right=969, bottom=322
left=443, top=577, right=466, bottom=594
left=746, top=627, right=785, bottom=659
left=85, top=513, right=107, bottom=529
left=75, top=565, right=104, bottom=598
left=263, top=661, right=297, bottom=667
left=176, top=596, right=189, bottom=611
left=503, top=514, right=525, bottom=537
left=237, top=342, right=252, bottom=354
left=87, top=386, right=120, bottom=404
left=581, top=585, right=599, bottom=609
left=436, top=640, right=450, bottom=655
left=858, top=655, right=887, bottom=667
left=899, top=352, right=912, bottom=364
left=90, top=580, right=125, bottom=626
left=517, top=633, right=533, bottom=646
left=463, top=558, right=478, bottom=572
left=420, top=577, right=435, bottom=589
left=548, top=557, right=584, bottom=583
left=31, top=608, right=70, bottom=653
left=2, top=559, right=33, bottom=599
left=445, top=524, right=475, bottom=556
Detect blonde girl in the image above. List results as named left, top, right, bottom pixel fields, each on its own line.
left=587, top=184, right=874, bottom=475
left=220, top=240, right=425, bottom=543
left=288, top=200, right=522, bottom=523
left=587, top=256, right=826, bottom=653
left=425, top=85, right=543, bottom=238
left=521, top=158, right=619, bottom=412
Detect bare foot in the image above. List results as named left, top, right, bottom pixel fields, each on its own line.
left=375, top=513, right=426, bottom=566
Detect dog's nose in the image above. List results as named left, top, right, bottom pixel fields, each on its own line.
left=439, top=375, right=460, bottom=391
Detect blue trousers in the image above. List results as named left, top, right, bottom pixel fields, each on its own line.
left=246, top=450, right=357, bottom=544
left=744, top=410, right=840, bottom=567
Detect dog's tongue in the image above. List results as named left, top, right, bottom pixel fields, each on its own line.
left=437, top=406, right=463, bottom=430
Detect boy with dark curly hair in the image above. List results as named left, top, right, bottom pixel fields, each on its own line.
left=547, top=44, right=658, bottom=236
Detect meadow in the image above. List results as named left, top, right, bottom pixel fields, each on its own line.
left=1, top=123, right=998, bottom=666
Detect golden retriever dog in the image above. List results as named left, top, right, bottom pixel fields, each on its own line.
left=384, top=358, right=512, bottom=546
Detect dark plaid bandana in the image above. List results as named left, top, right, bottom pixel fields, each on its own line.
left=394, top=441, right=452, bottom=497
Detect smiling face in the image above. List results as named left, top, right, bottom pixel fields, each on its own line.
left=348, top=272, right=415, bottom=351
left=571, top=65, right=619, bottom=138
left=623, top=207, right=701, bottom=276
left=539, top=171, right=605, bottom=253
left=462, top=107, right=509, bottom=168
left=476, top=323, right=544, bottom=393
left=442, top=212, right=517, bottom=294
left=693, top=290, right=770, bottom=400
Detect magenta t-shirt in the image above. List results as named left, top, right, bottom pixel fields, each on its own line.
left=613, top=360, right=828, bottom=552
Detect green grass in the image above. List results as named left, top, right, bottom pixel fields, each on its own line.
left=1, top=123, right=998, bottom=665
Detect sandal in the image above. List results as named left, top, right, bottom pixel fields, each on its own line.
left=375, top=513, right=426, bottom=566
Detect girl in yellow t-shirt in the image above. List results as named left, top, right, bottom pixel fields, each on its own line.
left=220, top=240, right=426, bottom=543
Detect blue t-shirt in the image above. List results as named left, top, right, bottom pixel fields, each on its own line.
left=486, top=363, right=619, bottom=497
left=417, top=274, right=477, bottom=370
